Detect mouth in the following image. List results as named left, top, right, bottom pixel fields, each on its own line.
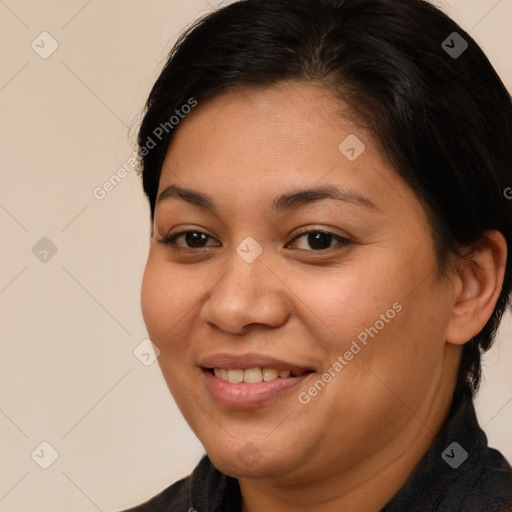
left=206, top=367, right=312, bottom=383
left=199, top=353, right=316, bottom=408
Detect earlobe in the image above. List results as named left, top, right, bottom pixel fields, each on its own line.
left=445, top=230, right=507, bottom=346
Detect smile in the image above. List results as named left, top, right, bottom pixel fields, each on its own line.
left=211, top=367, right=309, bottom=383
left=199, top=353, right=316, bottom=407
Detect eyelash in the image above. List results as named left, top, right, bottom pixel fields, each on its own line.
left=157, top=229, right=352, bottom=253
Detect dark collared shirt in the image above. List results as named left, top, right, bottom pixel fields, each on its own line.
left=120, top=389, right=512, bottom=511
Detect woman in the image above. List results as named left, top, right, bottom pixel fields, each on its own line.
left=121, top=0, right=512, bottom=510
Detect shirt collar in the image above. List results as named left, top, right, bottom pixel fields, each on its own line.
left=381, top=387, right=486, bottom=510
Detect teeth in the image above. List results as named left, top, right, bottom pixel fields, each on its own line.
left=262, top=368, right=279, bottom=381
left=228, top=369, right=244, bottom=383
left=244, top=368, right=263, bottom=383
left=213, top=368, right=228, bottom=381
left=212, top=367, right=301, bottom=383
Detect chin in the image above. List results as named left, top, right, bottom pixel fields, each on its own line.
left=207, top=446, right=291, bottom=479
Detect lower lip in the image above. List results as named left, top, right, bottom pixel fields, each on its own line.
left=203, top=370, right=313, bottom=408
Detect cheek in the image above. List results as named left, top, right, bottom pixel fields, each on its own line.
left=288, top=253, right=448, bottom=383
left=140, top=255, right=200, bottom=404
left=287, top=263, right=403, bottom=352
left=341, top=281, right=452, bottom=414
left=140, top=256, right=165, bottom=340
left=140, top=252, right=192, bottom=349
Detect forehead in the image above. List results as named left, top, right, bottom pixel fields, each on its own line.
left=163, top=83, right=369, bottom=179
left=169, top=81, right=365, bottom=147
left=157, top=81, right=421, bottom=225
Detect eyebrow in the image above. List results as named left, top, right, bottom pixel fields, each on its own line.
left=156, top=183, right=380, bottom=213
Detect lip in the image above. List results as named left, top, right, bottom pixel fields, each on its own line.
left=202, top=370, right=313, bottom=408
left=199, top=353, right=316, bottom=408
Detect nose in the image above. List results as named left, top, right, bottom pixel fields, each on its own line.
left=199, top=249, right=290, bottom=335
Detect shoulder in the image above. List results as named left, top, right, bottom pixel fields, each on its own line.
left=457, top=447, right=512, bottom=511
left=383, top=389, right=512, bottom=511
left=113, top=454, right=239, bottom=512
left=115, top=474, right=190, bottom=512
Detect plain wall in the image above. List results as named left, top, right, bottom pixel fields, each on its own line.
left=0, top=1, right=511, bottom=510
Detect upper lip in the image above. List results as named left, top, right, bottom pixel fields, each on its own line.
left=199, top=353, right=315, bottom=373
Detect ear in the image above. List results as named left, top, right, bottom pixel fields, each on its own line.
left=445, top=230, right=507, bottom=345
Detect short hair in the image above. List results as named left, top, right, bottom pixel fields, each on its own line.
left=137, top=0, right=512, bottom=395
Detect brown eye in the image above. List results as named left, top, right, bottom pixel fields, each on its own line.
left=289, top=231, right=351, bottom=251
left=158, top=230, right=220, bottom=249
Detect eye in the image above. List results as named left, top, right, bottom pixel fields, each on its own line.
left=157, top=229, right=352, bottom=252
left=287, top=230, right=351, bottom=251
left=157, top=230, right=220, bottom=249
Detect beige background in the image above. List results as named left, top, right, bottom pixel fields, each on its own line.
left=0, top=0, right=511, bottom=510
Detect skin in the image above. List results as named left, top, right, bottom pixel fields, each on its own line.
left=140, top=81, right=507, bottom=511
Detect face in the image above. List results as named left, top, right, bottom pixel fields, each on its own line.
left=141, top=82, right=458, bottom=486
